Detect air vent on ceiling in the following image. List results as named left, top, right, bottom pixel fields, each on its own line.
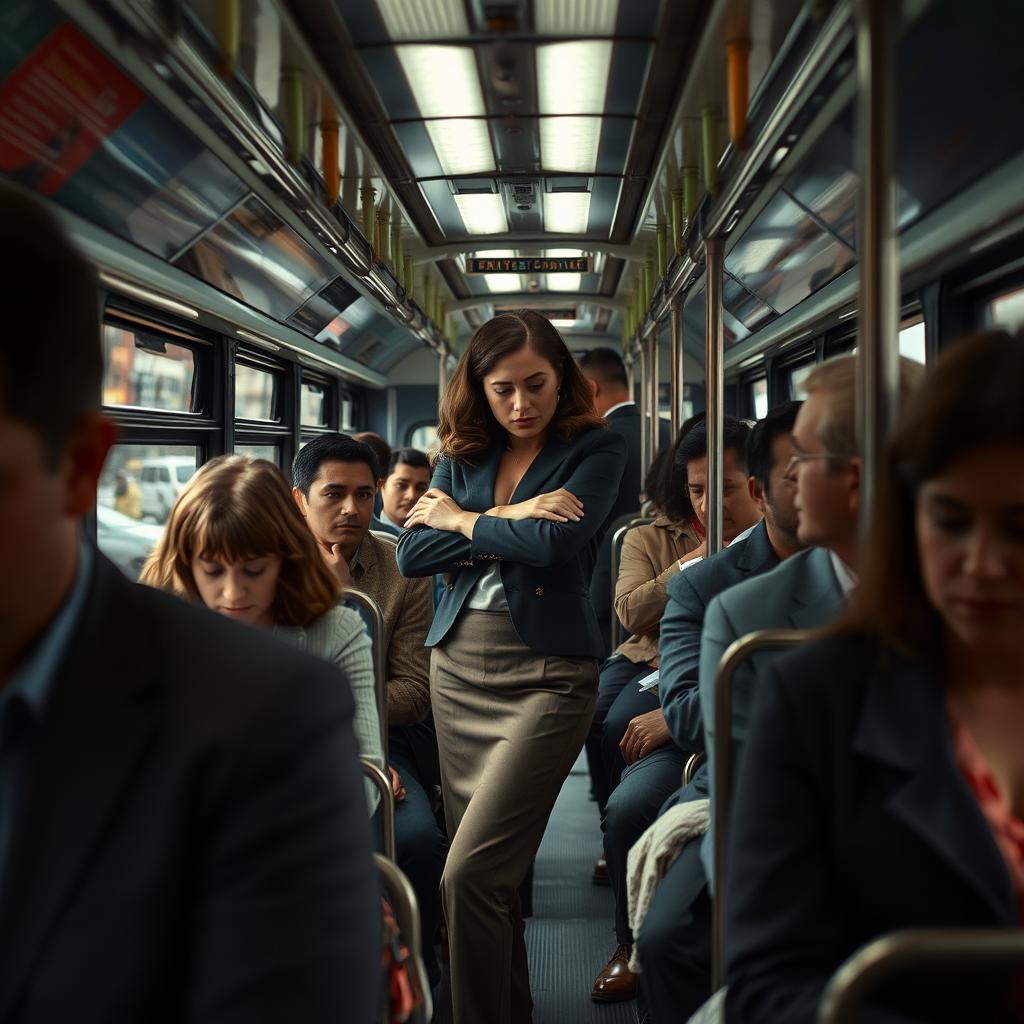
left=450, top=178, right=499, bottom=195
left=545, top=177, right=592, bottom=194
left=507, top=180, right=538, bottom=212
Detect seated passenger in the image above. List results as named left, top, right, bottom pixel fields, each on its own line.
left=633, top=401, right=805, bottom=1022
left=380, top=447, right=432, bottom=532
left=140, top=455, right=384, bottom=800
left=725, top=331, right=1024, bottom=1023
left=0, top=183, right=378, bottom=1019
left=291, top=433, right=446, bottom=986
left=353, top=429, right=395, bottom=526
left=592, top=415, right=762, bottom=1004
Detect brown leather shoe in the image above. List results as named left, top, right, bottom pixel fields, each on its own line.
left=591, top=944, right=637, bottom=1002
left=592, top=855, right=609, bottom=886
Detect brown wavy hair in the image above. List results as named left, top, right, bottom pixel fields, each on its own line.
left=140, top=455, right=340, bottom=626
left=436, top=310, right=605, bottom=462
left=839, top=328, right=1024, bottom=660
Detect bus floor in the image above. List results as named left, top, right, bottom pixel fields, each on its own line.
left=433, top=753, right=638, bottom=1023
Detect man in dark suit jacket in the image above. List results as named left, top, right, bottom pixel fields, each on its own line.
left=579, top=348, right=670, bottom=657
left=0, top=184, right=379, bottom=1021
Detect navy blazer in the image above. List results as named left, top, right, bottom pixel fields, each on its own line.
left=396, top=427, right=627, bottom=659
left=0, top=554, right=379, bottom=1022
left=658, top=520, right=780, bottom=756
left=726, top=635, right=1018, bottom=1024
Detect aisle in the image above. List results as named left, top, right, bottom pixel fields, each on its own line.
left=527, top=756, right=637, bottom=1024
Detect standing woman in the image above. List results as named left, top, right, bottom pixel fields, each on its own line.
left=140, top=456, right=384, bottom=794
left=397, top=311, right=626, bottom=1023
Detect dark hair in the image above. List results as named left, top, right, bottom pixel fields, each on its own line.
left=674, top=415, right=751, bottom=478
left=578, top=347, right=629, bottom=390
left=654, top=413, right=706, bottom=521
left=387, top=447, right=430, bottom=476
left=842, top=329, right=1024, bottom=659
left=291, top=433, right=379, bottom=495
left=351, top=432, right=391, bottom=480
left=437, top=310, right=605, bottom=461
left=746, top=401, right=802, bottom=494
left=0, top=184, right=101, bottom=466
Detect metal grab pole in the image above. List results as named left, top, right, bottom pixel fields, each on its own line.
left=362, top=760, right=396, bottom=861
left=438, top=346, right=449, bottom=406
left=343, top=587, right=388, bottom=763
left=711, top=629, right=814, bottom=990
left=818, top=929, right=1024, bottom=1024
left=637, top=342, right=649, bottom=476
left=648, top=333, right=660, bottom=465
left=855, top=0, right=899, bottom=532
left=670, top=295, right=684, bottom=439
left=705, top=235, right=725, bottom=555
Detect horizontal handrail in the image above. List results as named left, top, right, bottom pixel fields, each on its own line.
left=362, top=759, right=396, bottom=862
left=819, top=928, right=1024, bottom=1024
left=712, top=628, right=815, bottom=989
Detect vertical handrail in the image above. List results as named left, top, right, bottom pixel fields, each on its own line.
left=648, top=333, right=661, bottom=464
left=362, top=759, right=396, bottom=862
left=438, top=346, right=449, bottom=403
left=818, top=929, right=1024, bottom=1024
left=375, top=853, right=434, bottom=1024
left=711, top=629, right=814, bottom=989
left=343, top=587, right=388, bottom=763
left=670, top=295, right=684, bottom=440
left=704, top=235, right=725, bottom=556
left=637, top=342, right=649, bottom=476
left=854, top=0, right=899, bottom=532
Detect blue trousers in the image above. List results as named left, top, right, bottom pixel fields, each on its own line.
left=602, top=746, right=687, bottom=945
left=635, top=834, right=711, bottom=1022
left=584, top=655, right=651, bottom=814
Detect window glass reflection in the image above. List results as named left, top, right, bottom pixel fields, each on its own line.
left=235, top=363, right=278, bottom=421
left=234, top=444, right=279, bottom=464
left=301, top=381, right=327, bottom=426
left=102, top=325, right=196, bottom=412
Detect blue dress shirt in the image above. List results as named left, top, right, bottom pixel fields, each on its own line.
left=0, top=540, right=93, bottom=880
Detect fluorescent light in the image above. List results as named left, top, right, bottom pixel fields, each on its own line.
left=544, top=192, right=592, bottom=234
left=538, top=41, right=612, bottom=114
left=454, top=193, right=509, bottom=234
left=540, top=116, right=602, bottom=173
left=535, top=0, right=618, bottom=34
left=377, top=0, right=469, bottom=39
left=549, top=319, right=576, bottom=327
left=236, top=328, right=281, bottom=352
left=547, top=273, right=581, bottom=291
left=396, top=46, right=484, bottom=118
left=424, top=119, right=495, bottom=175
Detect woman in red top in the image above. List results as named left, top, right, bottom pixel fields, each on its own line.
left=723, top=329, right=1024, bottom=1024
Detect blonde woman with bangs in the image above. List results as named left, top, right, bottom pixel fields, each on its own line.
left=141, top=455, right=384, bottom=790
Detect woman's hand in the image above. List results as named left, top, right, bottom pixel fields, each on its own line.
left=404, top=488, right=479, bottom=538
left=489, top=488, right=584, bottom=523
left=388, top=766, right=406, bottom=804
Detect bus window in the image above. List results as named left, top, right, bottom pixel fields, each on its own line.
left=235, top=363, right=279, bottom=421
left=751, top=378, right=768, bottom=419
left=409, top=424, right=439, bottom=452
left=301, top=381, right=328, bottom=427
left=788, top=363, right=814, bottom=400
left=102, top=324, right=197, bottom=412
left=898, top=317, right=926, bottom=364
left=987, top=286, right=1024, bottom=331
left=234, top=444, right=279, bottom=465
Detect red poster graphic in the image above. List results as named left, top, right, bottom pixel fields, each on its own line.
left=0, top=21, right=145, bottom=195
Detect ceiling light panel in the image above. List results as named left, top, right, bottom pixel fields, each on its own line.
left=475, top=250, right=523, bottom=292
left=537, top=41, right=612, bottom=114
left=546, top=273, right=582, bottom=291
left=454, top=194, right=509, bottom=235
left=544, top=193, right=592, bottom=234
left=377, top=0, right=469, bottom=39
left=396, top=46, right=484, bottom=118
left=425, top=119, right=496, bottom=175
left=535, top=0, right=618, bottom=34
left=540, top=117, right=602, bottom=174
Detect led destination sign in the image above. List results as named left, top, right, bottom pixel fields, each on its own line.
left=466, top=256, right=591, bottom=274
